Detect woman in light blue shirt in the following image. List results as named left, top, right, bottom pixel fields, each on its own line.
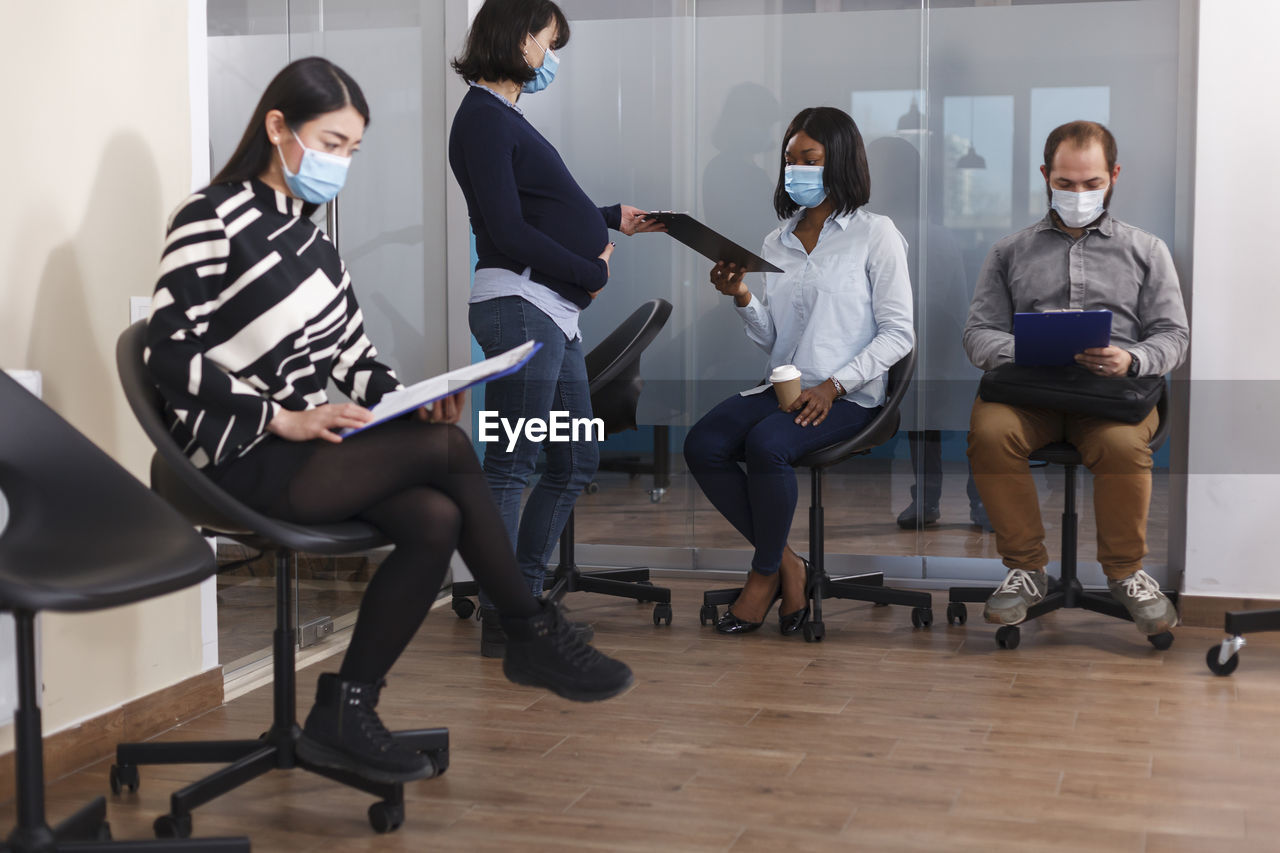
left=684, top=107, right=914, bottom=637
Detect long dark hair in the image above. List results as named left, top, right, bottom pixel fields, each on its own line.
left=211, top=57, right=369, bottom=193
left=451, top=0, right=570, bottom=86
left=773, top=107, right=871, bottom=220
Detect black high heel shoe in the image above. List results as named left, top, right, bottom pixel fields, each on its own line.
left=779, top=557, right=814, bottom=636
left=715, top=577, right=781, bottom=635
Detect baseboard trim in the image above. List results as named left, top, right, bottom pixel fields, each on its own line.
left=0, top=666, right=223, bottom=803
left=1178, top=594, right=1280, bottom=629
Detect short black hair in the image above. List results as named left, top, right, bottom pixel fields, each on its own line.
left=1044, top=120, right=1118, bottom=174
left=451, top=0, right=570, bottom=86
left=773, top=107, right=870, bottom=220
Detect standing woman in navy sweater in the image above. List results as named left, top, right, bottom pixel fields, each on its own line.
left=146, top=57, right=632, bottom=785
left=449, top=0, right=662, bottom=656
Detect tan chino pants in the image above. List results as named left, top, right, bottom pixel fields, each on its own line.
left=967, top=398, right=1159, bottom=580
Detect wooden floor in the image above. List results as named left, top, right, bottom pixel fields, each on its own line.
left=12, top=579, right=1280, bottom=852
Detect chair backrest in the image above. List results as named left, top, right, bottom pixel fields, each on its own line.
left=0, top=369, right=216, bottom=613
left=115, top=321, right=384, bottom=554
left=584, top=299, right=674, bottom=435
left=796, top=346, right=918, bottom=470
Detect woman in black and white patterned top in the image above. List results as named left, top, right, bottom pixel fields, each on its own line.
left=146, top=57, right=632, bottom=785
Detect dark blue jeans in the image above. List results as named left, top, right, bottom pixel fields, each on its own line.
left=469, top=296, right=599, bottom=607
left=684, top=388, right=877, bottom=574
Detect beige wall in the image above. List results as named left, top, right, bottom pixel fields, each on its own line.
left=0, top=1, right=207, bottom=748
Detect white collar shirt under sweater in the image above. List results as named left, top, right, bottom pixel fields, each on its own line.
left=735, top=207, right=915, bottom=409
left=145, top=178, right=401, bottom=469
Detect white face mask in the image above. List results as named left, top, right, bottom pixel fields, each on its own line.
left=1050, top=187, right=1106, bottom=229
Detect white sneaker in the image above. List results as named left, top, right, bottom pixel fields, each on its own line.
left=983, top=569, right=1048, bottom=625
left=1107, top=570, right=1178, bottom=635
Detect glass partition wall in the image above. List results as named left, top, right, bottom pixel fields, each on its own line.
left=548, top=0, right=1194, bottom=589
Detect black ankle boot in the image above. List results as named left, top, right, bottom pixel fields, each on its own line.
left=501, top=601, right=633, bottom=702
left=296, top=673, right=435, bottom=783
left=480, top=605, right=595, bottom=659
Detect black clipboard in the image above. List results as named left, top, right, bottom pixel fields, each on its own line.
left=646, top=211, right=784, bottom=274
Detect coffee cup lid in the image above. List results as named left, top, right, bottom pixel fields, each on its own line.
left=769, top=364, right=801, bottom=383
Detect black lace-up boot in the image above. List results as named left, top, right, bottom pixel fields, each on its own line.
left=296, top=674, right=435, bottom=783
left=500, top=600, right=633, bottom=702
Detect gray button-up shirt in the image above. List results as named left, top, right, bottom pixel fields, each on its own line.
left=963, top=212, right=1189, bottom=376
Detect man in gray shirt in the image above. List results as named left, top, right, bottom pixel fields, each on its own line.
left=963, top=120, right=1189, bottom=637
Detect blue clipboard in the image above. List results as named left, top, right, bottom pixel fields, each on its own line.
left=1013, top=311, right=1112, bottom=366
left=341, top=340, right=543, bottom=436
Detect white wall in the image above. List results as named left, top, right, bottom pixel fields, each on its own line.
left=1183, top=0, right=1280, bottom=597
left=0, top=1, right=208, bottom=748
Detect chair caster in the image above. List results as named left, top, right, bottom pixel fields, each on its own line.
left=1206, top=643, right=1240, bottom=676
left=995, top=625, right=1021, bottom=649
left=652, top=603, right=673, bottom=626
left=1148, top=631, right=1174, bottom=651
left=648, top=488, right=666, bottom=503
left=910, top=607, right=933, bottom=628
left=154, top=813, right=192, bottom=839
left=368, top=800, right=404, bottom=834
left=108, top=763, right=139, bottom=794
left=946, top=602, right=967, bottom=626
left=699, top=604, right=717, bottom=626
left=428, top=746, right=450, bottom=775
left=451, top=597, right=475, bottom=620
left=803, top=621, right=825, bottom=643
left=584, top=481, right=600, bottom=495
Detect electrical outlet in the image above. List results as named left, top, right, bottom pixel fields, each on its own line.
left=129, top=296, right=152, bottom=324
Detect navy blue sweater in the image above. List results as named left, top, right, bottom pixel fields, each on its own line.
left=448, top=86, right=621, bottom=309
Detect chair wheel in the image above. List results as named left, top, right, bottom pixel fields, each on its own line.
left=910, top=607, right=933, bottom=628
left=1206, top=644, right=1240, bottom=676
left=699, top=604, right=717, bottom=626
left=154, top=813, right=192, bottom=839
left=652, top=603, right=673, bottom=626
left=428, top=747, right=450, bottom=775
left=946, top=602, right=968, bottom=626
left=803, top=621, right=825, bottom=643
left=368, top=800, right=405, bottom=834
left=451, top=598, right=475, bottom=620
left=584, top=481, right=600, bottom=495
left=649, top=488, right=666, bottom=503
left=995, top=625, right=1021, bottom=649
left=109, top=763, right=139, bottom=794
left=1148, top=631, right=1174, bottom=651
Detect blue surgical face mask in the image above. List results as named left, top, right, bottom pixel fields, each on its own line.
left=278, top=129, right=350, bottom=205
left=522, top=35, right=559, bottom=94
left=784, top=165, right=827, bottom=208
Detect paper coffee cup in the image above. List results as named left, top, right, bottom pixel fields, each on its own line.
left=769, top=364, right=802, bottom=410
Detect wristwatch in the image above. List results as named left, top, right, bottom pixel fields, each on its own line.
left=830, top=376, right=846, bottom=397
left=1126, top=351, right=1141, bottom=377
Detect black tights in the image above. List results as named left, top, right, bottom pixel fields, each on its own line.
left=256, top=420, right=539, bottom=684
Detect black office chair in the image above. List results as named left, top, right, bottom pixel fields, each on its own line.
left=0, top=371, right=250, bottom=852
left=452, top=299, right=676, bottom=625
left=112, top=321, right=448, bottom=839
left=946, top=385, right=1175, bottom=650
left=700, top=349, right=928, bottom=642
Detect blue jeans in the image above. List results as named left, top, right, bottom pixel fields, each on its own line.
left=469, top=296, right=599, bottom=607
left=684, top=389, right=877, bottom=574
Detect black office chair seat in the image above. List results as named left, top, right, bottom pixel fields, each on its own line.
left=113, top=321, right=446, bottom=840
left=452, top=299, right=676, bottom=625
left=947, top=385, right=1175, bottom=650
left=700, top=349, right=929, bottom=642
left=0, top=370, right=249, bottom=852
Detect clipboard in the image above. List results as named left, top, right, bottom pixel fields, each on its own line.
left=1013, top=310, right=1112, bottom=366
left=645, top=211, right=784, bottom=274
left=341, top=340, right=543, bottom=436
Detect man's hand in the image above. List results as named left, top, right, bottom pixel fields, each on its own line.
left=786, top=379, right=840, bottom=427
left=711, top=261, right=750, bottom=306
left=1075, top=346, right=1132, bottom=377
left=416, top=390, right=467, bottom=425
left=267, top=403, right=373, bottom=444
left=619, top=205, right=667, bottom=236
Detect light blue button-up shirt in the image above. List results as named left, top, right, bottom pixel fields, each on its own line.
left=735, top=207, right=915, bottom=408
